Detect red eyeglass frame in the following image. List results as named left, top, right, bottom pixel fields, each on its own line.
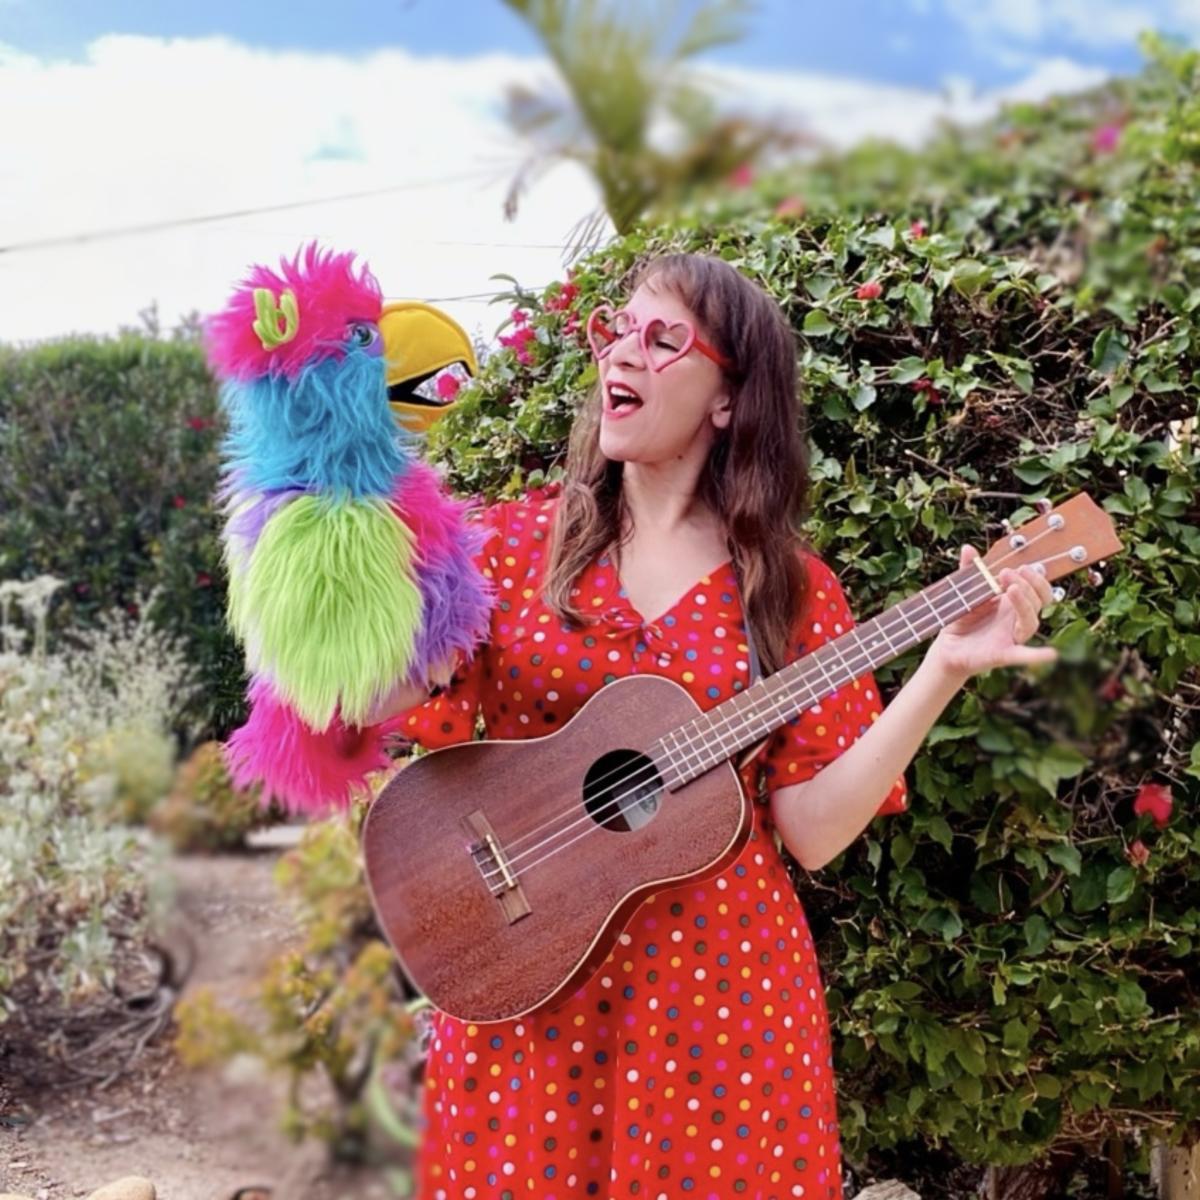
left=586, top=305, right=732, bottom=373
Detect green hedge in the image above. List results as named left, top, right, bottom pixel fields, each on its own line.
left=0, top=334, right=244, bottom=739
left=425, top=38, right=1200, bottom=1176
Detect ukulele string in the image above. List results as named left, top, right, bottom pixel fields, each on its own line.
left=480, top=541, right=1071, bottom=892
left=489, top=537, right=1066, bottom=864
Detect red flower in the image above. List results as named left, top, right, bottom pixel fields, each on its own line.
left=728, top=163, right=754, bottom=189
left=196, top=571, right=212, bottom=588
left=774, top=195, right=805, bottom=219
left=435, top=372, right=462, bottom=401
left=855, top=280, right=883, bottom=301
left=1133, top=782, right=1173, bottom=828
left=511, top=307, right=529, bottom=327
left=545, top=281, right=580, bottom=313
left=126, top=603, right=139, bottom=617
left=909, top=219, right=927, bottom=239
left=1098, top=676, right=1125, bottom=702
left=186, top=416, right=209, bottom=432
left=173, top=495, right=186, bottom=508
left=1126, top=839, right=1151, bottom=867
left=74, top=582, right=90, bottom=596
left=912, top=378, right=942, bottom=406
left=564, top=313, right=582, bottom=337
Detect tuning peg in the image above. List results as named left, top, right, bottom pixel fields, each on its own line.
left=1051, top=586, right=1066, bottom=602
left=1034, top=497, right=1053, bottom=515
left=1087, top=568, right=1104, bottom=587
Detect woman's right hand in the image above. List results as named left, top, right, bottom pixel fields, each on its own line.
left=365, top=652, right=460, bottom=725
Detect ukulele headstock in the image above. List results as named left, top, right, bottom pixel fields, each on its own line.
left=982, top=493, right=1123, bottom=599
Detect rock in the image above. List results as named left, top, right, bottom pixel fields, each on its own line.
left=84, top=1179, right=156, bottom=1200
left=0, top=1192, right=36, bottom=1200
left=854, top=1183, right=922, bottom=1200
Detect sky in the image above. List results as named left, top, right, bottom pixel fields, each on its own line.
left=1, top=0, right=1197, bottom=346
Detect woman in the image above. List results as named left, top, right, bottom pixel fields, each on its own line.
left=373, top=253, right=1056, bottom=1200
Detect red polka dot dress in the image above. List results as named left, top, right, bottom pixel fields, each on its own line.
left=396, top=497, right=907, bottom=1200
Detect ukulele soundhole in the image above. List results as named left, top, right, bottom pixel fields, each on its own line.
left=582, top=750, right=663, bottom=833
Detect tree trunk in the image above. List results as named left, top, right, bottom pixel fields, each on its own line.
left=985, top=1149, right=1081, bottom=1200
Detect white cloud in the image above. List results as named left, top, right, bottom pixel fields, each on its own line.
left=0, top=35, right=1110, bottom=344
left=940, top=0, right=1200, bottom=48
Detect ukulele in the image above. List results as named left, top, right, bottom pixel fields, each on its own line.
left=362, top=493, right=1122, bottom=1022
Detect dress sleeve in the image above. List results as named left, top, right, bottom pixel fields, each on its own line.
left=392, top=503, right=504, bottom=751
left=759, top=553, right=908, bottom=817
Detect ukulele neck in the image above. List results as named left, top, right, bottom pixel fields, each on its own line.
left=652, top=562, right=998, bottom=787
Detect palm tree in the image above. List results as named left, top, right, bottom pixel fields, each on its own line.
left=500, top=0, right=805, bottom=249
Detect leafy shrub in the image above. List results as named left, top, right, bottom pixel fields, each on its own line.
left=424, top=39, right=1200, bottom=1178
left=175, top=809, right=423, bottom=1165
left=150, top=740, right=276, bottom=852
left=0, top=577, right=193, bottom=1080
left=0, top=331, right=244, bottom=739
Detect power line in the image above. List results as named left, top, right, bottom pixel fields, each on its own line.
left=0, top=170, right=500, bottom=256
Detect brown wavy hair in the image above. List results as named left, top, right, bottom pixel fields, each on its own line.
left=543, top=252, right=812, bottom=675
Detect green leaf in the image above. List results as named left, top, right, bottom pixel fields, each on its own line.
left=803, top=310, right=835, bottom=337
left=904, top=282, right=933, bottom=326
left=864, top=224, right=896, bottom=250
left=1023, top=914, right=1052, bottom=955
left=1045, top=843, right=1082, bottom=876
left=805, top=275, right=837, bottom=301
left=852, top=384, right=877, bottom=411
left=892, top=832, right=914, bottom=869
left=1106, top=865, right=1137, bottom=905
left=950, top=259, right=992, bottom=296
left=891, top=357, right=927, bottom=384
left=1091, top=327, right=1129, bottom=375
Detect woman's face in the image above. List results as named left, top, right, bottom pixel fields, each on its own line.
left=594, top=283, right=731, bottom=466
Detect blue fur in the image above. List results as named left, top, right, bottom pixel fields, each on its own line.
left=220, top=346, right=411, bottom=497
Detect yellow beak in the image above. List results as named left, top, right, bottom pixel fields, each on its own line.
left=379, top=300, right=478, bottom=435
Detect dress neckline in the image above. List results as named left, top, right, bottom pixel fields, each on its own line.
left=599, top=551, right=736, bottom=628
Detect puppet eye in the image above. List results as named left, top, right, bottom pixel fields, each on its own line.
left=347, top=321, right=378, bottom=349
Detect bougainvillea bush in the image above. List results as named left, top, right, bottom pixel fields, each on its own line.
left=422, top=37, right=1200, bottom=1184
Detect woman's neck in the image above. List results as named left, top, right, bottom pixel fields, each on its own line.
left=618, top=458, right=721, bottom=544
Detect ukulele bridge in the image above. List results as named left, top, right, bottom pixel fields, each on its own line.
left=464, top=808, right=531, bottom=924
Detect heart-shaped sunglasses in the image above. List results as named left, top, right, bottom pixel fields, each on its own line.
left=586, top=305, right=732, bottom=373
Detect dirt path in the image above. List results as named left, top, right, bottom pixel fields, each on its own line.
left=1, top=848, right=397, bottom=1200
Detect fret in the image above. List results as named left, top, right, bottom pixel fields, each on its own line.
left=919, top=588, right=945, bottom=630
left=894, top=600, right=923, bottom=643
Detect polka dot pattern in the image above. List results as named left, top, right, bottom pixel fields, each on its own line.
left=398, top=498, right=907, bottom=1200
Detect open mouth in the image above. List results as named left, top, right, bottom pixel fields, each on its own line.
left=605, top=381, right=643, bottom=415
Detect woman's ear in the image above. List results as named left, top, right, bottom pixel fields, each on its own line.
left=710, top=391, right=733, bottom=431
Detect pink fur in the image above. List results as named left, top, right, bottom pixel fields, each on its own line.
left=390, top=462, right=471, bottom=565
left=204, top=242, right=382, bottom=381
left=225, top=676, right=407, bottom=815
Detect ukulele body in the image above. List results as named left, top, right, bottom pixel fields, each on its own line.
left=362, top=674, right=750, bottom=1023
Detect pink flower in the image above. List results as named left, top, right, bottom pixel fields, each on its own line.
left=511, top=307, right=529, bottom=327
left=909, top=219, right=927, bottom=239
left=728, top=163, right=754, bottom=189
left=1091, top=123, right=1122, bottom=154
left=186, top=416, right=209, bottom=432
left=855, top=280, right=883, bottom=301
left=196, top=571, right=212, bottom=588
left=500, top=323, right=537, bottom=366
left=1133, top=782, right=1173, bottom=829
left=173, top=495, right=186, bottom=508
left=774, top=195, right=805, bottom=219
left=1127, top=839, right=1151, bottom=867
left=435, top=372, right=462, bottom=401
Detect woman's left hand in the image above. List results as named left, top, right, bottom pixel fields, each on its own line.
left=928, top=545, right=1059, bottom=680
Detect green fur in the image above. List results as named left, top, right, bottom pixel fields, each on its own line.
left=238, top=494, right=422, bottom=729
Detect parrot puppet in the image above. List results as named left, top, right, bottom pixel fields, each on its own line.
left=205, top=242, right=490, bottom=815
